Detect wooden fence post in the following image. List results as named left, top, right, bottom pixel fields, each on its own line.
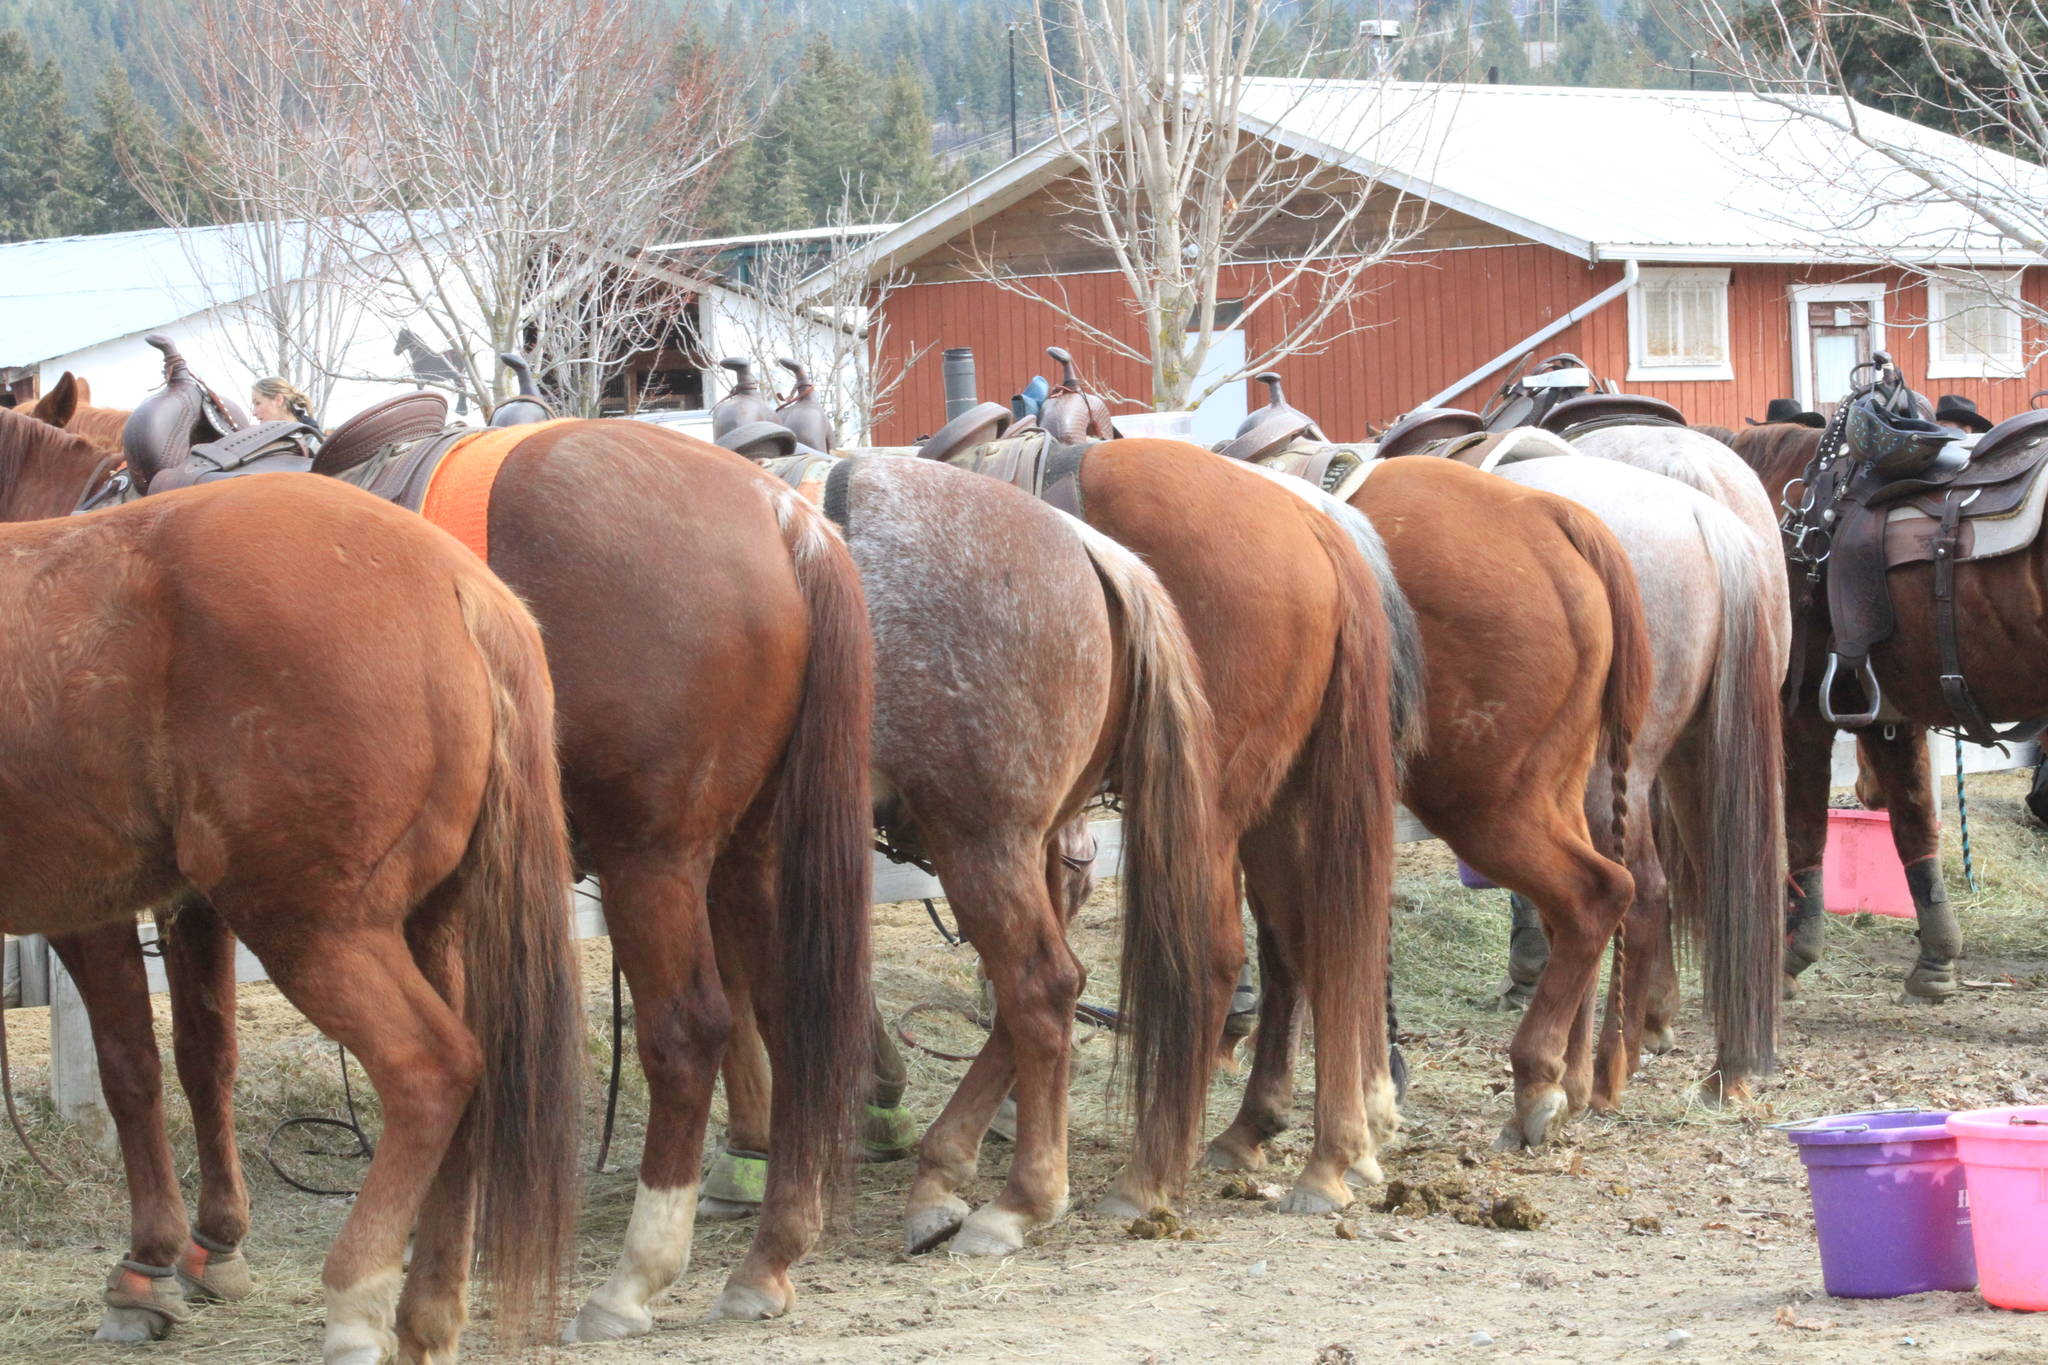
left=46, top=952, right=114, bottom=1154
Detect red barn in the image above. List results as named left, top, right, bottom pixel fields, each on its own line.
left=847, top=83, right=2048, bottom=444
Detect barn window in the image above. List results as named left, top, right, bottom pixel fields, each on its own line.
left=1626, top=267, right=1731, bottom=382
left=1927, top=270, right=2024, bottom=379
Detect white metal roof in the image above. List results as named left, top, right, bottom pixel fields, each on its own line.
left=844, top=83, right=2048, bottom=280
left=0, top=221, right=297, bottom=370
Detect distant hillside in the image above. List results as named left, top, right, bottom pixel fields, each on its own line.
left=0, top=0, right=168, bottom=114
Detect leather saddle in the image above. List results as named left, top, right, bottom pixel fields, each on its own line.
left=310, top=390, right=450, bottom=476
left=487, top=351, right=557, bottom=428
left=710, top=358, right=775, bottom=440
left=775, top=358, right=835, bottom=452
left=122, top=335, right=252, bottom=491
left=1817, top=397, right=2048, bottom=737
left=1032, top=347, right=1117, bottom=442
left=1375, top=407, right=1483, bottom=458
left=1216, top=373, right=1374, bottom=497
left=924, top=426, right=1090, bottom=518
left=1537, top=393, right=1686, bottom=438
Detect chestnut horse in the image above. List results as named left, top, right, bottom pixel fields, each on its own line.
left=7, top=402, right=876, bottom=1336
left=1731, top=419, right=1980, bottom=1000
left=1488, top=441, right=1787, bottom=1104
left=702, top=454, right=1225, bottom=1273
left=16, top=371, right=128, bottom=453
left=1233, top=457, right=1650, bottom=1151
left=0, top=412, right=581, bottom=1362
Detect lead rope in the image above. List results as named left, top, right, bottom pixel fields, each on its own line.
left=1953, top=734, right=1979, bottom=893
left=0, top=990, right=58, bottom=1181
left=262, top=1043, right=372, bottom=1197
left=593, top=954, right=625, bottom=1174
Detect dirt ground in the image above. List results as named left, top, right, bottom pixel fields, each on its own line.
left=3, top=775, right=2047, bottom=1363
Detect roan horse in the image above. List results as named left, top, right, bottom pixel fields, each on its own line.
left=708, top=428, right=1417, bottom=1223
left=703, top=453, right=1226, bottom=1269
left=9, top=390, right=877, bottom=1338
left=0, top=409, right=580, bottom=1363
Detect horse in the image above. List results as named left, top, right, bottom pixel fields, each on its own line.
left=394, top=328, right=470, bottom=414
left=1285, top=457, right=1651, bottom=1150
left=697, top=453, right=1227, bottom=1274
left=1729, top=418, right=1990, bottom=1000
left=1483, top=435, right=1788, bottom=1105
left=16, top=372, right=128, bottom=453
left=7, top=401, right=877, bottom=1336
left=0, top=409, right=581, bottom=1363
left=989, top=437, right=1418, bottom=1215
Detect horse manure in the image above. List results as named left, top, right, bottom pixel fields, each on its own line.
left=1489, top=1194, right=1547, bottom=1231
left=1334, top=1219, right=1359, bottom=1240
left=1126, top=1209, right=1200, bottom=1241
left=1627, top=1213, right=1664, bottom=1235
left=1217, top=1175, right=1284, bottom=1201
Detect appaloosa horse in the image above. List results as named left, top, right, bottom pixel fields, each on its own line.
left=702, top=453, right=1229, bottom=1270
left=0, top=410, right=581, bottom=1363
left=10, top=393, right=877, bottom=1336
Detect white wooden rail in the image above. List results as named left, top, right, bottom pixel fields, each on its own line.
left=4, top=736, right=2034, bottom=1141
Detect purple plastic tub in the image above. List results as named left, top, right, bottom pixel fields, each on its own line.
left=1456, top=859, right=1497, bottom=890
left=1784, top=1110, right=1977, bottom=1298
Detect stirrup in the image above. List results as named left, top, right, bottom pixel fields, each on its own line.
left=1819, top=653, right=1882, bottom=728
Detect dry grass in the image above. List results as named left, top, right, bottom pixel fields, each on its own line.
left=1, top=773, right=2044, bottom=1360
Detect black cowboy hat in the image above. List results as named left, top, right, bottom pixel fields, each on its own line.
left=1933, top=393, right=1995, bottom=433
left=1749, top=397, right=1825, bottom=428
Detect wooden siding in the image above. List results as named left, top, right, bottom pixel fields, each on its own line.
left=872, top=247, right=2048, bottom=444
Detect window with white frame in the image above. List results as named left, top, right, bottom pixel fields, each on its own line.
left=1627, top=267, right=1733, bottom=382
left=1928, top=271, right=2024, bottom=378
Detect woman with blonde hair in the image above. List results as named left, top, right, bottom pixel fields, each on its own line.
left=250, top=376, right=321, bottom=435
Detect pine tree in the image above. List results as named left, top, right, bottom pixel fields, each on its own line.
left=1479, top=0, right=1530, bottom=83
left=0, top=29, right=91, bottom=241
left=82, top=66, right=161, bottom=232
left=871, top=62, right=946, bottom=217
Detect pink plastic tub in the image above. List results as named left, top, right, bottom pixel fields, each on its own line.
left=1946, top=1106, right=2048, bottom=1310
left=1822, top=809, right=1915, bottom=919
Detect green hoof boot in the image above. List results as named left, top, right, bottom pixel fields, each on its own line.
left=700, top=1145, right=768, bottom=1216
left=861, top=1103, right=920, bottom=1162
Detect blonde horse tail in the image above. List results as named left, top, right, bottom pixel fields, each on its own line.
left=1675, top=505, right=1786, bottom=1086
left=451, top=573, right=583, bottom=1346
left=1071, top=518, right=1222, bottom=1194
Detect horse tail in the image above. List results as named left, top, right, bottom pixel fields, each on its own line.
left=451, top=573, right=583, bottom=1346
left=1070, top=517, right=1221, bottom=1193
left=1546, top=498, right=1653, bottom=854
left=767, top=486, right=876, bottom=1203
left=1298, top=505, right=1401, bottom=1121
left=1675, top=505, right=1785, bottom=1083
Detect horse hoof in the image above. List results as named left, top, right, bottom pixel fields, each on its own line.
left=1345, top=1154, right=1385, bottom=1188
left=1201, top=1137, right=1265, bottom=1172
left=94, top=1305, right=174, bottom=1344
left=324, top=1351, right=386, bottom=1365
left=1904, top=962, right=1958, bottom=1002
left=1275, top=1181, right=1352, bottom=1216
left=863, top=1103, right=923, bottom=1160
left=1093, top=1188, right=1147, bottom=1222
left=562, top=1299, right=652, bottom=1343
left=708, top=1283, right=788, bottom=1322
left=1487, top=976, right=1533, bottom=1013
left=1498, top=1090, right=1569, bottom=1151
left=696, top=1195, right=760, bottom=1223
left=904, top=1198, right=970, bottom=1255
left=177, top=1240, right=253, bottom=1303
left=950, top=1207, right=1030, bottom=1257
left=1643, top=1025, right=1678, bottom=1056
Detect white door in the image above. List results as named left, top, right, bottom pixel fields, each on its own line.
left=1187, top=330, right=1248, bottom=444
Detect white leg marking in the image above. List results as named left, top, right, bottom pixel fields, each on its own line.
left=323, top=1266, right=402, bottom=1365
left=565, top=1182, right=699, bottom=1342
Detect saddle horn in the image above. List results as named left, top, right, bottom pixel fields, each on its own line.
left=1046, top=346, right=1081, bottom=392
left=772, top=357, right=835, bottom=453
left=487, top=350, right=556, bottom=428
left=499, top=350, right=542, bottom=397
left=711, top=357, right=776, bottom=440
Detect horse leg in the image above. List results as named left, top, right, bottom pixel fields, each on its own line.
left=1496, top=893, right=1550, bottom=1011
left=1590, top=826, right=1670, bottom=1113
left=700, top=972, right=773, bottom=1223
left=1782, top=701, right=1837, bottom=982
left=905, top=842, right=1081, bottom=1257
left=1239, top=816, right=1384, bottom=1212
left=156, top=901, right=255, bottom=1305
left=248, top=926, right=482, bottom=1365
left=391, top=906, right=477, bottom=1364
left=45, top=926, right=193, bottom=1343
left=1856, top=730, right=1956, bottom=999
left=566, top=851, right=727, bottom=1342
left=1202, top=917, right=1302, bottom=1172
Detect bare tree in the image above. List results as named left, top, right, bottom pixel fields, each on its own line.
left=130, top=18, right=365, bottom=411
left=717, top=194, right=929, bottom=444
left=1690, top=1, right=2048, bottom=362
left=153, top=0, right=753, bottom=416
left=965, top=0, right=1442, bottom=411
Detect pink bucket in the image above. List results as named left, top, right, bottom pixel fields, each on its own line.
left=1822, top=809, right=1917, bottom=919
left=1946, top=1106, right=2048, bottom=1310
